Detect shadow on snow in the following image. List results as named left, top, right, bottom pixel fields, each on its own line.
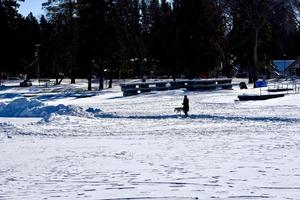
left=95, top=113, right=299, bottom=123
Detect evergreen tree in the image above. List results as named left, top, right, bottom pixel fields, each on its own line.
left=77, top=0, right=106, bottom=90
left=39, top=15, right=56, bottom=80
left=19, top=13, right=40, bottom=78
left=104, top=0, right=128, bottom=85
left=1, top=0, right=300, bottom=87
left=42, top=0, right=77, bottom=83
left=0, top=0, right=24, bottom=75
left=173, top=0, right=225, bottom=78
left=116, top=0, right=147, bottom=81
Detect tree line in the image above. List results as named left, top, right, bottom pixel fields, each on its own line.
left=1, top=0, right=300, bottom=90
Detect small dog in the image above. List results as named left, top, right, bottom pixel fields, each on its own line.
left=174, top=107, right=184, bottom=114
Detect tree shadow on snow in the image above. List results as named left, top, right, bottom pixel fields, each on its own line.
left=95, top=113, right=299, bottom=123
left=35, top=93, right=97, bottom=101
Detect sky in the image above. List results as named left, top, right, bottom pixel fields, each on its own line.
left=18, top=0, right=44, bottom=17
left=18, top=0, right=174, bottom=18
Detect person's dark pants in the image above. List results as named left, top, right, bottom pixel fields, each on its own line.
left=184, top=110, right=188, bottom=117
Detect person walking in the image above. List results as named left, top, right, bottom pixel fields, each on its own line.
left=182, top=95, right=189, bottom=117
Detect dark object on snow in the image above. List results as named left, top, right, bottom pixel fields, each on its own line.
left=20, top=79, right=32, bottom=87
left=267, top=88, right=293, bottom=92
left=238, top=94, right=284, bottom=101
left=182, top=95, right=189, bottom=117
left=174, top=107, right=184, bottom=115
left=239, top=82, right=247, bottom=89
left=120, top=78, right=232, bottom=96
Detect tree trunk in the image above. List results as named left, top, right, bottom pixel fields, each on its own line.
left=99, top=65, right=104, bottom=90
left=70, top=71, right=75, bottom=84
left=88, top=65, right=92, bottom=91
left=250, top=28, right=259, bottom=84
left=71, top=77, right=75, bottom=84
left=55, top=65, right=59, bottom=85
left=68, top=0, right=75, bottom=85
left=172, top=63, right=177, bottom=81
left=139, top=59, right=145, bottom=82
left=108, top=70, right=112, bottom=88
left=88, top=76, right=92, bottom=91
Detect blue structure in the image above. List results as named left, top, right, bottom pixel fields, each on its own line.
left=273, top=60, right=295, bottom=74
left=254, top=80, right=268, bottom=88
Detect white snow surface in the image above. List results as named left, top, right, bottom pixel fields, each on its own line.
left=1, top=79, right=300, bottom=200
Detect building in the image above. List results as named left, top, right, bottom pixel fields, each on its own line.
left=285, top=56, right=300, bottom=77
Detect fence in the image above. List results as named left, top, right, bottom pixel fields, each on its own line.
left=267, top=80, right=300, bottom=94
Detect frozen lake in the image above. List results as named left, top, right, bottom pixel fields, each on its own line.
left=1, top=80, right=300, bottom=199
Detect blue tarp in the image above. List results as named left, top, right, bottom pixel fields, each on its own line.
left=255, top=80, right=268, bottom=88
left=273, top=60, right=294, bottom=72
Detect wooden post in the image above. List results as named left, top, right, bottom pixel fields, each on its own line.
left=260, top=87, right=262, bottom=96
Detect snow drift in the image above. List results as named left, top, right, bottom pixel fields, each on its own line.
left=0, top=98, right=89, bottom=118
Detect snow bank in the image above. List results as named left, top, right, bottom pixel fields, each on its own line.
left=41, top=113, right=71, bottom=123
left=0, top=98, right=89, bottom=118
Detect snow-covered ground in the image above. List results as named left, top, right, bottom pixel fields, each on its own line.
left=1, top=79, right=300, bottom=200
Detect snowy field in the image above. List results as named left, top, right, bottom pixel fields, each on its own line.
left=0, top=79, right=300, bottom=200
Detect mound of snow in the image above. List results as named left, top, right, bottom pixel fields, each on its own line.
left=41, top=113, right=71, bottom=123
left=0, top=98, right=88, bottom=118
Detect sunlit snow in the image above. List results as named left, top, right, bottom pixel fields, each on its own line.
left=0, top=79, right=300, bottom=200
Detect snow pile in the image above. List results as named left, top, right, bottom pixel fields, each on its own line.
left=0, top=98, right=88, bottom=118
left=41, top=113, right=71, bottom=123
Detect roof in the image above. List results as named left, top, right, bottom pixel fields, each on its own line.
left=273, top=60, right=295, bottom=72
left=285, top=56, right=300, bottom=72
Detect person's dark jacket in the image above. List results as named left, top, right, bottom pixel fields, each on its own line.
left=183, top=98, right=189, bottom=112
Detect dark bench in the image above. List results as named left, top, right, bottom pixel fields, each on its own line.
left=120, top=78, right=233, bottom=96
